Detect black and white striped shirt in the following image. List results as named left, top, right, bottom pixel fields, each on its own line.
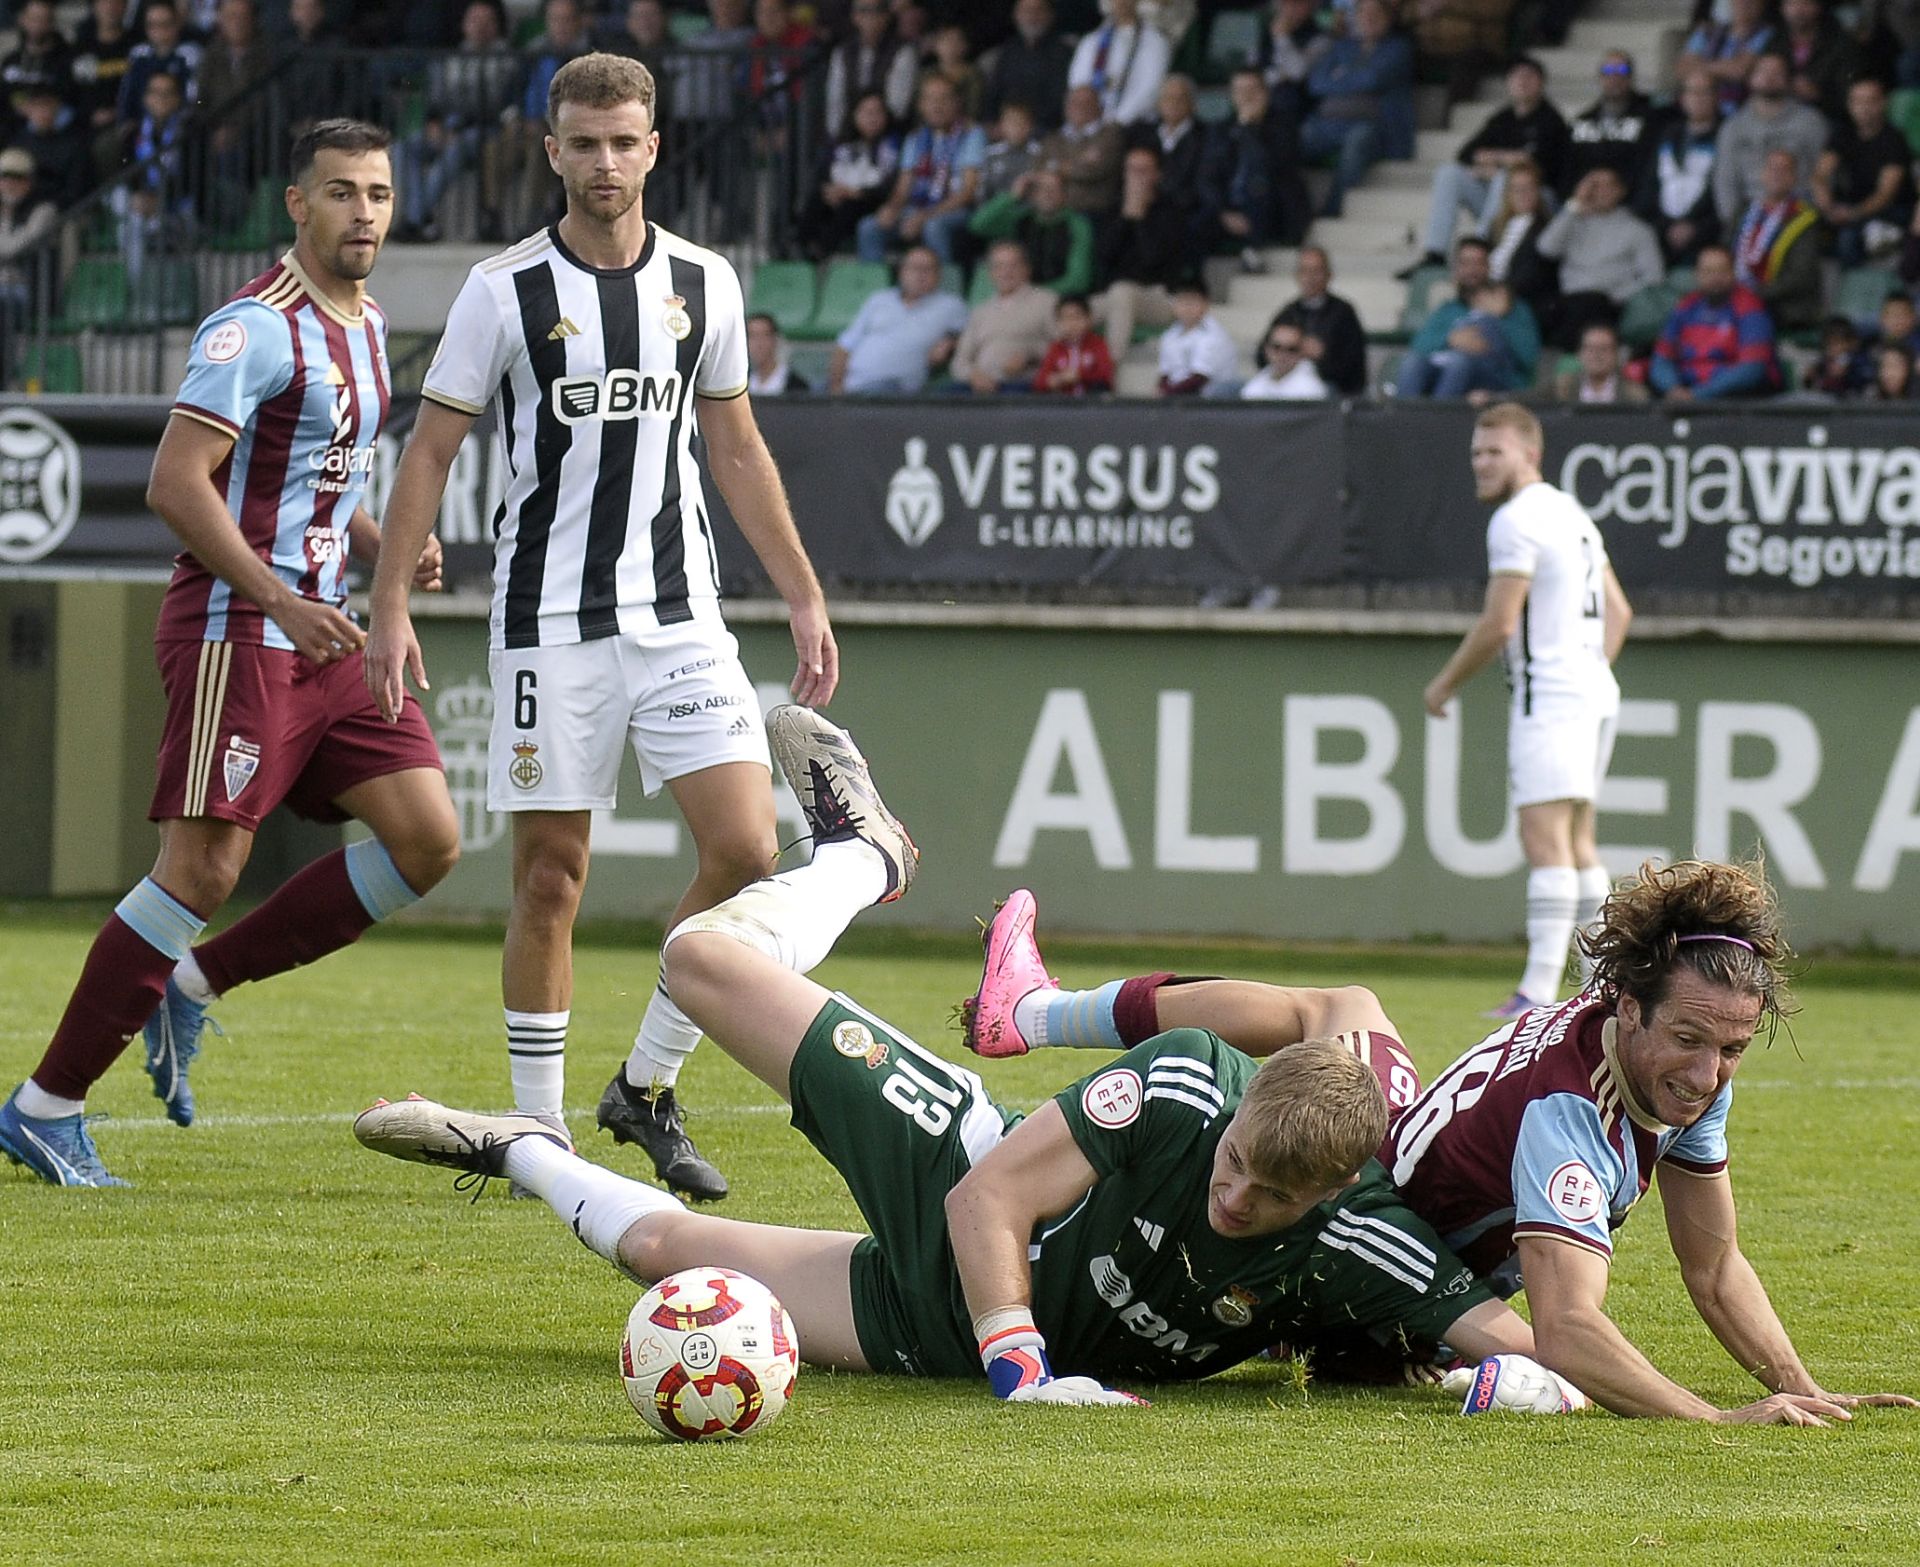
left=422, top=223, right=749, bottom=651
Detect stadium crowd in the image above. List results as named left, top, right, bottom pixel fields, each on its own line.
left=7, top=0, right=1920, bottom=401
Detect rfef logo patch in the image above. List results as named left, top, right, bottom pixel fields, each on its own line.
left=1545, top=1161, right=1604, bottom=1224
left=202, top=320, right=247, bottom=363
left=1082, top=1068, right=1143, bottom=1129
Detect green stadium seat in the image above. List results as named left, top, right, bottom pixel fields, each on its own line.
left=126, top=258, right=199, bottom=328
left=1666, top=264, right=1696, bottom=293
left=799, top=259, right=888, bottom=340
left=17, top=338, right=81, bottom=394
left=1396, top=263, right=1448, bottom=335
left=211, top=177, right=296, bottom=253
left=940, top=261, right=963, bottom=298
left=1204, top=8, right=1262, bottom=81
left=668, top=11, right=709, bottom=41
left=747, top=259, right=817, bottom=336
left=1618, top=282, right=1679, bottom=351
left=1193, top=84, right=1231, bottom=122
left=1892, top=88, right=1920, bottom=157
left=1836, top=265, right=1900, bottom=324
left=56, top=256, right=129, bottom=330
left=968, top=265, right=995, bottom=305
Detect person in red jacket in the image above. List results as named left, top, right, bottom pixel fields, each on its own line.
left=1649, top=243, right=1780, bottom=400
left=1034, top=293, right=1114, bottom=394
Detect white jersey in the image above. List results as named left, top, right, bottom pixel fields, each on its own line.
left=1486, top=479, right=1619, bottom=716
left=422, top=223, right=749, bottom=652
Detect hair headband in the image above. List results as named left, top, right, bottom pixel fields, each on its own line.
left=1678, top=933, right=1756, bottom=953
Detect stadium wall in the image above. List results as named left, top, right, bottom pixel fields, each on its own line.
left=23, top=583, right=1919, bottom=950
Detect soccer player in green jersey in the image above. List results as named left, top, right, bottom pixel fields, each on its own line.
left=356, top=707, right=1539, bottom=1405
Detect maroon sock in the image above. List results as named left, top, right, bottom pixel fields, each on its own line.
left=35, top=915, right=183, bottom=1100
left=1112, top=972, right=1180, bottom=1047
left=196, top=848, right=378, bottom=996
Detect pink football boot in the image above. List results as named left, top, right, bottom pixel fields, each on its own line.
left=959, top=889, right=1058, bottom=1058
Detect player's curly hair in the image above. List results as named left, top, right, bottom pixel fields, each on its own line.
left=548, top=52, right=658, bottom=128
left=1578, top=857, right=1795, bottom=1031
left=1239, top=1040, right=1387, bottom=1195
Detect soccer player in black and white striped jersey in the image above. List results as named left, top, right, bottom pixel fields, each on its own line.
left=366, top=53, right=838, bottom=1201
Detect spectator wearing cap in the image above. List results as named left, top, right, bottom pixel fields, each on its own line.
left=1041, top=82, right=1125, bottom=215
left=2, top=0, right=75, bottom=117
left=1201, top=68, right=1311, bottom=270
left=830, top=244, right=971, bottom=393
left=983, top=0, right=1073, bottom=132
left=950, top=239, right=1057, bottom=392
left=1712, top=52, right=1827, bottom=232
left=1535, top=165, right=1663, bottom=348
left=1402, top=54, right=1569, bottom=277
left=70, top=0, right=133, bottom=136
left=9, top=82, right=90, bottom=206
left=1779, top=0, right=1857, bottom=122
left=968, top=165, right=1094, bottom=295
left=1093, top=141, right=1185, bottom=351
left=1679, top=0, right=1776, bottom=116
left=1650, top=242, right=1780, bottom=401
left=1565, top=50, right=1654, bottom=192
left=825, top=0, right=916, bottom=136
left=1733, top=147, right=1823, bottom=333
left=858, top=72, right=986, bottom=263
left=118, top=1, right=199, bottom=130
left=1156, top=279, right=1238, bottom=396
left=1813, top=77, right=1915, bottom=268
left=1637, top=67, right=1722, bottom=266
left=1267, top=244, right=1367, bottom=395
left=1067, top=0, right=1169, bottom=127
left=0, top=146, right=57, bottom=340
left=1300, top=0, right=1413, bottom=219
left=747, top=312, right=809, bottom=395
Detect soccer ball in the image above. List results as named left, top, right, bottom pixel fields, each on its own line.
left=619, top=1267, right=800, bottom=1441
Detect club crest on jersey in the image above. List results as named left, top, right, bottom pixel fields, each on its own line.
left=831, top=1020, right=890, bottom=1070
left=552, top=369, right=681, bottom=424
left=662, top=295, right=691, bottom=340
left=1082, top=1067, right=1143, bottom=1129
left=508, top=739, right=543, bottom=790
left=223, top=735, right=261, bottom=801
left=1209, top=1285, right=1257, bottom=1328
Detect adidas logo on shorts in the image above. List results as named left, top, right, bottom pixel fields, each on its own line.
left=726, top=715, right=753, bottom=737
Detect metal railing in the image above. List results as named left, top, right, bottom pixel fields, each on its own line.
left=6, top=40, right=829, bottom=396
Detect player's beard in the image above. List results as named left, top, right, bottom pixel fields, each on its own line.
left=329, top=235, right=382, bottom=281
left=565, top=169, right=644, bottom=228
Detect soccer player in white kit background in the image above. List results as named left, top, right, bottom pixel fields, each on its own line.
left=1424, top=402, right=1633, bottom=1016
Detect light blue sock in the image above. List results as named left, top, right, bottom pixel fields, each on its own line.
left=1015, top=980, right=1126, bottom=1050
left=344, top=838, right=422, bottom=922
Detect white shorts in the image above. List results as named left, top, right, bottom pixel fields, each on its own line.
left=486, top=623, right=768, bottom=812
left=1508, top=707, right=1617, bottom=809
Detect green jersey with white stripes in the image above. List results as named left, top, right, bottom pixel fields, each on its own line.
left=1032, top=1030, right=1496, bottom=1384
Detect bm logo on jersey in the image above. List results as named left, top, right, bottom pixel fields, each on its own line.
left=552, top=370, right=681, bottom=425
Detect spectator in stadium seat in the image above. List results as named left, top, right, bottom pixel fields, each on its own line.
left=984, top=0, right=1072, bottom=133
left=1267, top=244, right=1366, bottom=396
left=1858, top=0, right=1920, bottom=89
left=1650, top=243, right=1780, bottom=401
left=1813, top=77, right=1915, bottom=269
left=393, top=0, right=519, bottom=243
left=1255, top=0, right=1330, bottom=122
left=1201, top=68, right=1311, bottom=270
left=968, top=165, right=1094, bottom=294
left=1867, top=340, right=1917, bottom=398
left=1402, top=236, right=1540, bottom=389
left=198, top=0, right=275, bottom=223
left=599, top=0, right=673, bottom=132
left=1638, top=69, right=1722, bottom=267
left=1482, top=158, right=1559, bottom=321
left=118, top=1, right=200, bottom=129
left=1034, top=292, right=1114, bottom=393
left=1679, top=0, right=1776, bottom=116
left=825, top=0, right=916, bottom=136
left=272, top=0, right=343, bottom=143
left=744, top=0, right=820, bottom=137
left=1, top=0, right=74, bottom=112
left=71, top=0, right=134, bottom=135
left=1068, top=0, right=1168, bottom=128
left=1734, top=148, right=1823, bottom=333
left=0, top=148, right=57, bottom=344
left=113, top=68, right=192, bottom=276
left=1041, top=82, right=1124, bottom=214
left=1091, top=142, right=1183, bottom=351
left=950, top=238, right=1057, bottom=391
left=479, top=0, right=590, bottom=240
left=1395, top=278, right=1527, bottom=398
left=1780, top=0, right=1857, bottom=123
left=796, top=88, right=901, bottom=261
left=927, top=24, right=985, bottom=125
left=1156, top=278, right=1238, bottom=396
left=1241, top=318, right=1328, bottom=399
left=858, top=72, right=984, bottom=263
left=1128, top=73, right=1206, bottom=244
left=1548, top=320, right=1648, bottom=403
left=1301, top=0, right=1412, bottom=219
left=670, top=0, right=755, bottom=132
left=747, top=310, right=810, bottom=395
left=976, top=99, right=1043, bottom=204
left=10, top=83, right=90, bottom=207
left=1564, top=50, right=1655, bottom=193
left=1535, top=166, right=1663, bottom=349
left=829, top=243, right=970, bottom=392
left=1809, top=314, right=1872, bottom=396
left=1712, top=52, right=1828, bottom=231
left=1402, top=55, right=1569, bottom=278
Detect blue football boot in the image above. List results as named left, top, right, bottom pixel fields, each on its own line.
left=0, top=1088, right=129, bottom=1187
left=143, top=977, right=222, bottom=1127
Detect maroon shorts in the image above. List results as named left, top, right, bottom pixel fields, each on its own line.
left=149, top=638, right=443, bottom=830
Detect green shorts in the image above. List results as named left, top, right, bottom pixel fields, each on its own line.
left=787, top=994, right=1020, bottom=1379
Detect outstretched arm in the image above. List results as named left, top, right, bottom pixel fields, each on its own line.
left=1424, top=572, right=1529, bottom=716
left=1151, top=981, right=1401, bottom=1058
left=1661, top=1168, right=1917, bottom=1411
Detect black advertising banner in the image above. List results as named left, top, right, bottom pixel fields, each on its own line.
left=0, top=398, right=171, bottom=571
left=707, top=398, right=1349, bottom=593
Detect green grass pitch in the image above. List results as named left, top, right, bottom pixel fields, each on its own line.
left=2, top=905, right=1918, bottom=1566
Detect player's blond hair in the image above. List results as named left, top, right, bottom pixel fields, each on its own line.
left=548, top=52, right=657, bottom=128
left=1580, top=857, right=1795, bottom=1031
left=1236, top=1040, right=1387, bottom=1195
left=1475, top=401, right=1543, bottom=456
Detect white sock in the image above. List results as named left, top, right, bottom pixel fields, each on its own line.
left=1574, top=865, right=1611, bottom=984
left=625, top=981, right=699, bottom=1090
left=173, top=952, right=217, bottom=1005
left=665, top=840, right=885, bottom=975
left=1521, top=866, right=1580, bottom=1002
left=16, top=1080, right=85, bottom=1119
left=505, top=1008, right=568, bottom=1116
left=504, top=1135, right=685, bottom=1265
